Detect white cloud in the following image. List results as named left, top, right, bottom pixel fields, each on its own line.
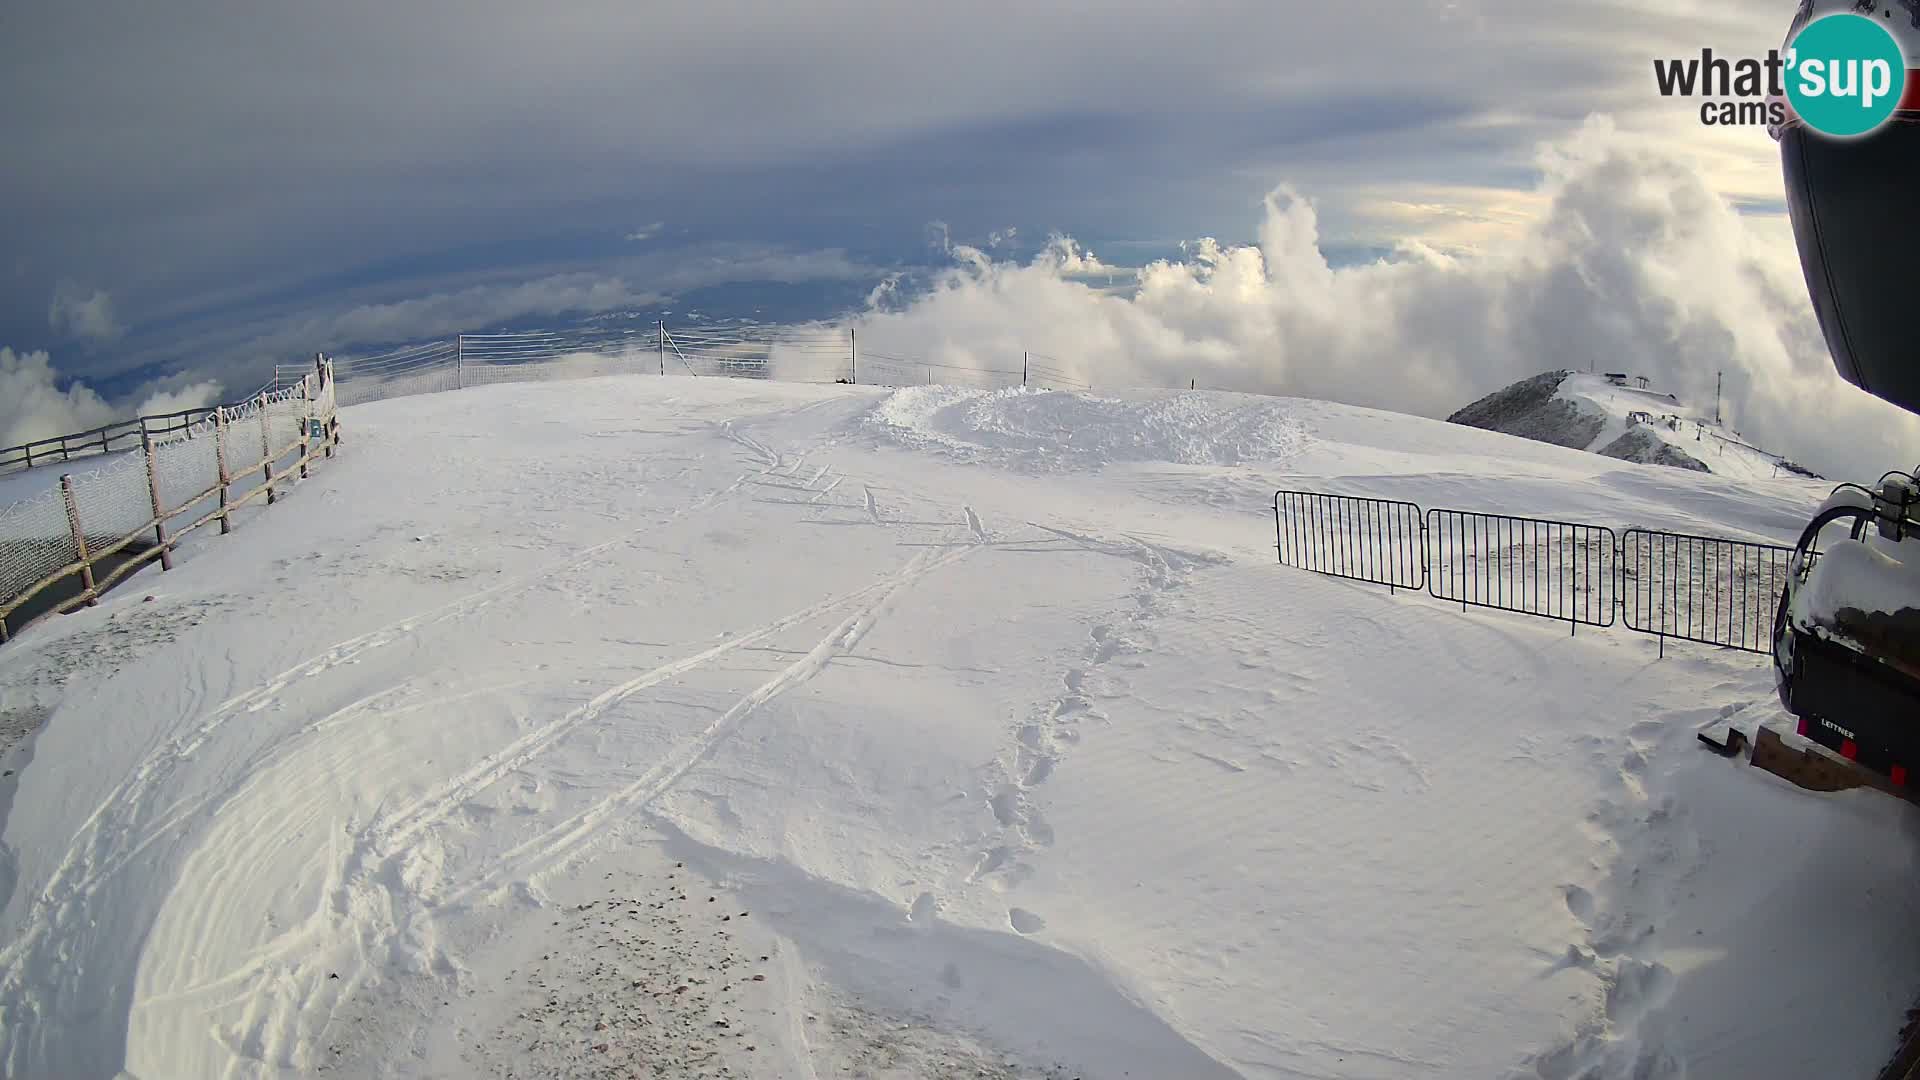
left=626, top=222, right=665, bottom=242
left=0, top=348, right=222, bottom=448
left=801, top=116, right=1920, bottom=485
left=133, top=380, right=225, bottom=418
left=48, top=284, right=123, bottom=344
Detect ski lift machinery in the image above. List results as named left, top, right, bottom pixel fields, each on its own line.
left=1764, top=1, right=1920, bottom=788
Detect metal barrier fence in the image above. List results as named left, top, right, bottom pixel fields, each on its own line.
left=1271, top=491, right=1424, bottom=591
left=1425, top=509, right=1617, bottom=630
left=1271, top=489, right=1794, bottom=656
left=1621, top=528, right=1794, bottom=655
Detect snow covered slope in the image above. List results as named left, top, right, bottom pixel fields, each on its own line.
left=0, top=376, right=1912, bottom=1080
left=1450, top=371, right=1821, bottom=482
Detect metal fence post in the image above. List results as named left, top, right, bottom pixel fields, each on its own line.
left=258, top=392, right=275, bottom=505
left=455, top=336, right=465, bottom=389
left=214, top=406, right=232, bottom=534
left=658, top=320, right=666, bottom=376
left=142, top=433, right=174, bottom=571
left=1023, top=351, right=1029, bottom=387
left=850, top=327, right=858, bottom=384
left=60, top=474, right=98, bottom=607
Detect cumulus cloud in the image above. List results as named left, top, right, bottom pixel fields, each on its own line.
left=48, top=283, right=123, bottom=344
left=0, top=348, right=223, bottom=448
left=799, top=117, right=1920, bottom=485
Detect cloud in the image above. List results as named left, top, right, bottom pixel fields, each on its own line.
left=2, top=0, right=1808, bottom=395
left=790, top=116, right=1920, bottom=485
left=0, top=348, right=222, bottom=449
left=48, top=284, right=123, bottom=344
left=626, top=222, right=665, bottom=242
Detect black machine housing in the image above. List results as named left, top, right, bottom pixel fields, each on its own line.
left=1771, top=99, right=1920, bottom=781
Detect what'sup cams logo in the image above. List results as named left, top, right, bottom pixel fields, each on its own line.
left=1655, top=0, right=1912, bottom=137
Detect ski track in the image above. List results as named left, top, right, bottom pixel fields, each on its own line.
left=130, top=457, right=988, bottom=1073
left=231, top=526, right=989, bottom=1071
left=0, top=411, right=807, bottom=1071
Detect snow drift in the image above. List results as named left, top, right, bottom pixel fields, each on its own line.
left=0, top=374, right=1915, bottom=1080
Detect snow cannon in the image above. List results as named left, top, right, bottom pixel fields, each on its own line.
left=1770, top=0, right=1920, bottom=781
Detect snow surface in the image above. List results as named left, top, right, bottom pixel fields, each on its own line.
left=1554, top=375, right=1797, bottom=482
left=1, top=376, right=1917, bottom=1080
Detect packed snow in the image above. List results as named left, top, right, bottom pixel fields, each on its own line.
left=1, top=376, right=1916, bottom=1080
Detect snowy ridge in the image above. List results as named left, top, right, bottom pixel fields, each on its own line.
left=0, top=376, right=1913, bottom=1080
left=1450, top=371, right=1818, bottom=482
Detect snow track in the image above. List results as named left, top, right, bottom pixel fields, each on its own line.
left=2, top=376, right=1916, bottom=1080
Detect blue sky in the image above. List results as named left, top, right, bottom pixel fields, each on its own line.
left=6, top=0, right=1920, bottom=480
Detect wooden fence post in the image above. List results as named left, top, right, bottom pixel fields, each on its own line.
left=258, top=393, right=275, bottom=505
left=60, top=474, right=98, bottom=607
left=142, top=433, right=174, bottom=571
left=299, top=381, right=312, bottom=479
left=214, top=406, right=232, bottom=535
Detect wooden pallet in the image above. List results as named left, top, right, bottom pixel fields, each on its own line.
left=1699, top=726, right=1920, bottom=809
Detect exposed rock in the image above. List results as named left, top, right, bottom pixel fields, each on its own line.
left=1446, top=371, right=1602, bottom=451
left=1595, top=428, right=1710, bottom=472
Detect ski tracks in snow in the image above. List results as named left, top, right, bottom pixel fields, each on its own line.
left=0, top=412, right=815, bottom=1074
left=147, top=484, right=992, bottom=1073
left=257, top=523, right=991, bottom=1069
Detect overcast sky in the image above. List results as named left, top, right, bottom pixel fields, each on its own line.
left=5, top=0, right=1919, bottom=480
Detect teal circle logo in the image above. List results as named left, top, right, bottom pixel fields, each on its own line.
left=1787, top=12, right=1906, bottom=137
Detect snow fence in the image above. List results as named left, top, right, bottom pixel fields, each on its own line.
left=0, top=363, right=340, bottom=643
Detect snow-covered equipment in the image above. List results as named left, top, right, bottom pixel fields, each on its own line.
left=1772, top=471, right=1920, bottom=778
left=1768, top=0, right=1920, bottom=784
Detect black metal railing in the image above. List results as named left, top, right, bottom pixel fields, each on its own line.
left=1426, top=509, right=1617, bottom=629
left=1271, top=491, right=1425, bottom=591
left=1271, top=489, right=1794, bottom=656
left=1621, top=528, right=1794, bottom=654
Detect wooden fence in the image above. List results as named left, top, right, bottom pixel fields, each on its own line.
left=0, top=359, right=339, bottom=644
left=0, top=406, right=228, bottom=476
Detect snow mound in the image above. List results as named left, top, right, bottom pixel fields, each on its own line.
left=862, top=385, right=1310, bottom=469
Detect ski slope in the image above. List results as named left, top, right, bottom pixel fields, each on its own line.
left=0, top=375, right=1915, bottom=1080
left=1555, top=374, right=1801, bottom=482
